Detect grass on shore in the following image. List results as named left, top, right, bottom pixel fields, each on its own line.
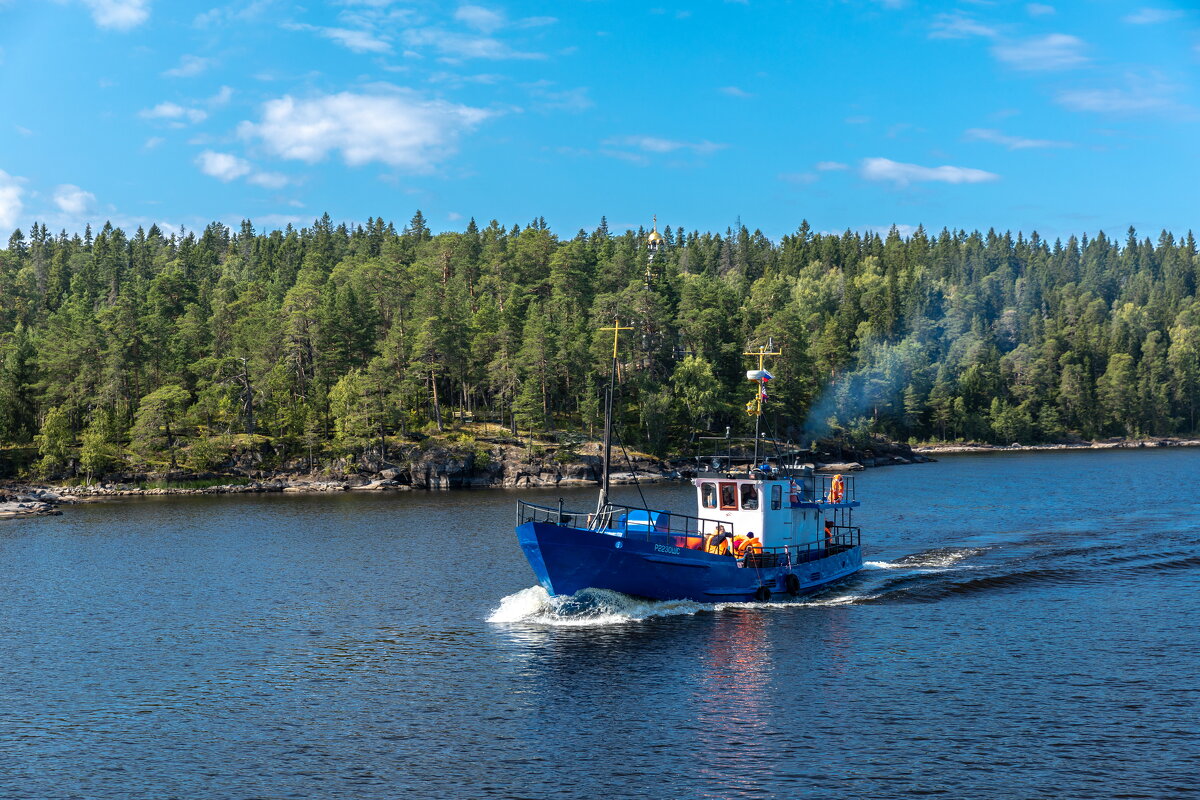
left=136, top=477, right=253, bottom=490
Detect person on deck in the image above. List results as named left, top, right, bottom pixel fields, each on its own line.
left=705, top=525, right=733, bottom=556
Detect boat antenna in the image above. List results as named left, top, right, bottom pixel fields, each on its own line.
left=598, top=317, right=632, bottom=514
left=743, top=339, right=781, bottom=470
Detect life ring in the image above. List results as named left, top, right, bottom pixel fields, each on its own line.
left=754, top=585, right=772, bottom=603
left=829, top=474, right=845, bottom=503
left=784, top=573, right=801, bottom=596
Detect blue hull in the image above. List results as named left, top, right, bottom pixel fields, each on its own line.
left=517, top=521, right=863, bottom=603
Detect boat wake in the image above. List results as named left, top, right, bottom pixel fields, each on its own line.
left=489, top=546, right=994, bottom=625
left=493, top=539, right=1200, bottom=625
left=488, top=586, right=711, bottom=626
left=865, top=546, right=987, bottom=571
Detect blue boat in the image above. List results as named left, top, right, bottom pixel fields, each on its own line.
left=513, top=292, right=865, bottom=603
left=515, top=470, right=864, bottom=603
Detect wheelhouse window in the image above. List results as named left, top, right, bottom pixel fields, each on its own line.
left=770, top=485, right=782, bottom=510
left=701, top=482, right=718, bottom=509
left=719, top=483, right=738, bottom=510
left=740, top=484, right=759, bottom=510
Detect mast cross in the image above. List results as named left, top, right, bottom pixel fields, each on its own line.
left=743, top=342, right=782, bottom=467
left=596, top=317, right=633, bottom=516
left=600, top=317, right=633, bottom=359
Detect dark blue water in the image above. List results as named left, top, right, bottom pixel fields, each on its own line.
left=2, top=449, right=1198, bottom=799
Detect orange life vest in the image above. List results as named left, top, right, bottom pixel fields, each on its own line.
left=741, top=537, right=762, bottom=554
left=830, top=474, right=845, bottom=503
left=704, top=533, right=732, bottom=556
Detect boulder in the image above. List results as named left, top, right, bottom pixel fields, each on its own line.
left=816, top=462, right=864, bottom=472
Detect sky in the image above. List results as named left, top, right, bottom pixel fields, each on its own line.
left=1, top=0, right=1198, bottom=242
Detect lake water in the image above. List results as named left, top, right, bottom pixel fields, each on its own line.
left=2, top=449, right=1198, bottom=799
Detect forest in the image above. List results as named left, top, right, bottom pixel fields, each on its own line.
left=1, top=211, right=1199, bottom=478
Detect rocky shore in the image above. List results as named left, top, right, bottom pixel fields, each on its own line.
left=913, top=437, right=1200, bottom=455
left=0, top=489, right=65, bottom=519
left=0, top=436, right=935, bottom=518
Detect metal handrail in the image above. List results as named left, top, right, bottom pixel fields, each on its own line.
left=516, top=499, right=735, bottom=547
left=516, top=500, right=860, bottom=566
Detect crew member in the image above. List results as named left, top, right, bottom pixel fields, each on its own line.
left=705, top=525, right=733, bottom=556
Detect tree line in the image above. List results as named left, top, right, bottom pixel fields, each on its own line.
left=1, top=212, right=1199, bottom=477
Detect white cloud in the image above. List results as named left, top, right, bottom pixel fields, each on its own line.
left=0, top=170, right=24, bottom=231
left=402, top=28, right=544, bottom=60
left=53, top=184, right=97, bottom=216
left=992, top=33, right=1087, bottom=71
left=15, top=125, right=33, bottom=136
left=246, top=171, right=289, bottom=189
left=144, top=136, right=165, bottom=149
left=1123, top=8, right=1185, bottom=25
left=285, top=23, right=392, bottom=54
left=238, top=90, right=492, bottom=169
left=455, top=4, right=505, bottom=33
left=208, top=85, right=234, bottom=107
left=929, top=13, right=997, bottom=39
left=196, top=150, right=252, bottom=181
left=1056, top=82, right=1180, bottom=113
left=860, top=157, right=999, bottom=186
left=163, top=54, right=211, bottom=78
left=864, top=223, right=920, bottom=237
left=194, top=0, right=274, bottom=28
left=605, top=135, right=726, bottom=155
left=429, top=71, right=507, bottom=86
left=524, top=83, right=592, bottom=112
left=81, top=0, right=150, bottom=30
left=964, top=128, right=1072, bottom=149
left=815, top=161, right=849, bottom=171
left=718, top=86, right=753, bottom=98
left=779, top=172, right=818, bottom=185
left=1026, top=3, right=1055, bottom=16
left=140, top=102, right=208, bottom=124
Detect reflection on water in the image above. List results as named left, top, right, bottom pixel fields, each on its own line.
left=1, top=448, right=1199, bottom=798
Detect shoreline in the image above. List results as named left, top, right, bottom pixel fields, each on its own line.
left=0, top=448, right=928, bottom=518
left=9, top=436, right=1198, bottom=517
left=913, top=437, right=1200, bottom=455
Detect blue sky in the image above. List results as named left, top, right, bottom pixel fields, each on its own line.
left=1, top=0, right=1198, bottom=241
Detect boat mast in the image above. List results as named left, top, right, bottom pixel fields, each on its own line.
left=598, top=317, right=631, bottom=513
left=744, top=340, right=781, bottom=469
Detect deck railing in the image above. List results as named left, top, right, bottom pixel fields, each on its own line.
left=517, top=500, right=860, bottom=568
left=517, top=499, right=734, bottom=549
left=814, top=474, right=857, bottom=504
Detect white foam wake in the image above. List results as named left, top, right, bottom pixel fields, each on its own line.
left=866, top=547, right=985, bottom=572
left=488, top=586, right=710, bottom=626
left=487, top=585, right=871, bottom=625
